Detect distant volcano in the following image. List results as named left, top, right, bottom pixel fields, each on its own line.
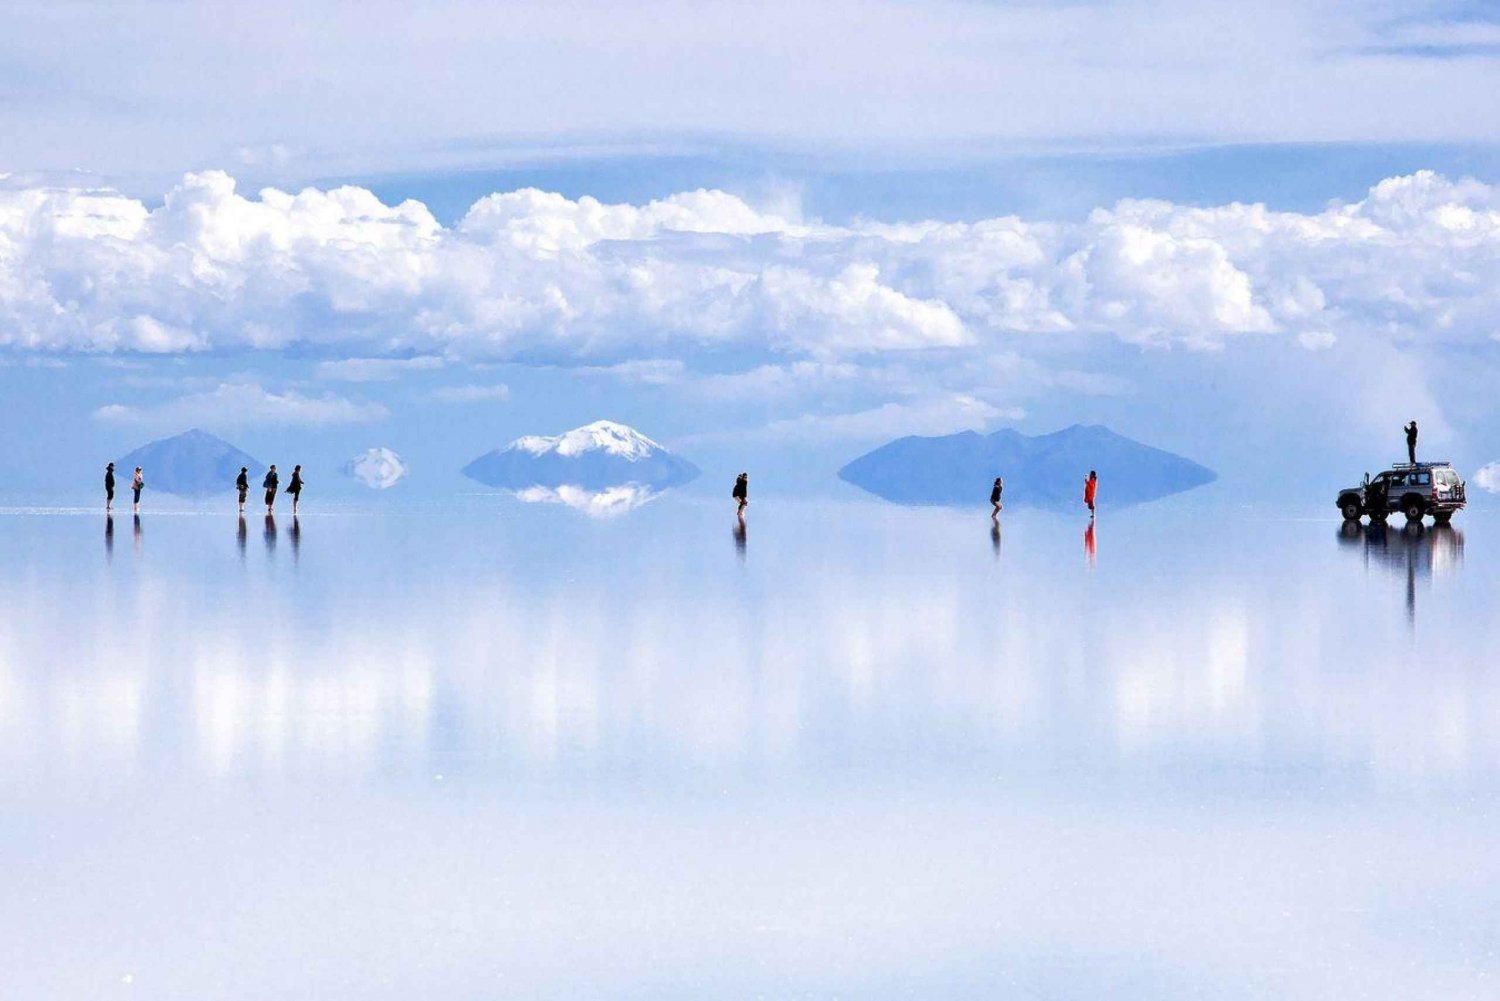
left=117, top=428, right=263, bottom=497
left=462, top=420, right=699, bottom=491
left=838, top=424, right=1215, bottom=508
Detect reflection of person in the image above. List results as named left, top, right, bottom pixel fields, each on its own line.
left=990, top=521, right=1001, bottom=559
left=288, top=465, right=304, bottom=514
left=131, top=467, right=144, bottom=513
left=1083, top=470, right=1098, bottom=518
left=733, top=519, right=746, bottom=561
left=237, top=515, right=247, bottom=558
left=990, top=476, right=1004, bottom=518
left=104, top=463, right=115, bottom=511
left=105, top=514, right=114, bottom=559
left=733, top=472, right=748, bottom=518
left=1085, top=519, right=1097, bottom=567
left=263, top=464, right=279, bottom=513
left=236, top=467, right=249, bottom=512
left=1405, top=420, right=1418, bottom=464
left=264, top=513, right=277, bottom=552
left=290, top=516, right=301, bottom=563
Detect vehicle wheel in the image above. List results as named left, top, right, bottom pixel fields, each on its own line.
left=1433, top=512, right=1452, bottom=526
left=1340, top=499, right=1362, bottom=521
left=1402, top=498, right=1425, bottom=522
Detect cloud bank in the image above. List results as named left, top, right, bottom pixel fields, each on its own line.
left=345, top=447, right=409, bottom=489
left=94, top=381, right=387, bottom=427
left=4, top=170, right=1499, bottom=366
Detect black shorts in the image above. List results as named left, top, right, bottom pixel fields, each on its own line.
left=238, top=488, right=248, bottom=503
left=106, top=488, right=114, bottom=501
left=132, top=487, right=142, bottom=502
left=265, top=490, right=276, bottom=505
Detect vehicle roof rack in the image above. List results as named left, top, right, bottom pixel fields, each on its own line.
left=1389, top=461, right=1450, bottom=469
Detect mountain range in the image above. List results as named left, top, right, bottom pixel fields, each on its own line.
left=838, top=425, right=1216, bottom=508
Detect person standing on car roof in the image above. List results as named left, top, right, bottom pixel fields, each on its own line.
left=1405, top=420, right=1418, bottom=464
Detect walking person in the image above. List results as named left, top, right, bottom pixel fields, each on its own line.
left=235, top=466, right=249, bottom=513
left=131, top=466, right=144, bottom=514
left=990, top=476, right=1004, bottom=519
left=263, top=464, right=279, bottom=514
left=288, top=465, right=304, bottom=514
left=1405, top=420, right=1418, bottom=465
left=104, top=462, right=116, bottom=512
left=1084, top=470, right=1098, bottom=519
left=733, top=472, right=749, bottom=518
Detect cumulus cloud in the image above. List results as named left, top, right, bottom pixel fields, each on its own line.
left=1474, top=463, right=1500, bottom=494
left=688, top=394, right=1023, bottom=446
left=4, top=170, right=1498, bottom=366
left=94, top=381, right=387, bottom=427
left=429, top=383, right=511, bottom=403
left=345, top=447, right=409, bottom=489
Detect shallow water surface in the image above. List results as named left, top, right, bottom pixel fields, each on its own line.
left=1, top=499, right=1495, bottom=999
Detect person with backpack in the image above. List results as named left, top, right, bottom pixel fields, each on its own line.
left=1084, top=470, right=1098, bottom=518
left=733, top=472, right=748, bottom=518
left=104, top=462, right=116, bottom=511
left=990, top=476, right=1004, bottom=519
left=288, top=465, right=304, bottom=514
left=131, top=467, right=144, bottom=514
left=235, top=467, right=249, bottom=513
left=263, top=464, right=279, bottom=514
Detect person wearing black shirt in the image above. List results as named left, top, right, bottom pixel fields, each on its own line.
left=288, top=465, right=304, bottom=514
left=104, top=463, right=115, bottom=511
left=990, top=476, right=1004, bottom=518
left=1405, top=420, right=1418, bottom=465
left=263, top=464, right=279, bottom=513
left=235, top=467, right=249, bottom=513
left=732, top=472, right=748, bottom=518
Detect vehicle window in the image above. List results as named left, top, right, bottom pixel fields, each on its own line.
left=1386, top=473, right=1404, bottom=487
left=1417, top=472, right=1431, bottom=485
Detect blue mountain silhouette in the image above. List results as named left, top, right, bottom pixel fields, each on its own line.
left=117, top=429, right=263, bottom=497
left=838, top=424, right=1215, bottom=508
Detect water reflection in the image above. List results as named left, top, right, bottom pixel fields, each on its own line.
left=514, top=483, right=662, bottom=517
left=990, top=521, right=1002, bottom=560
left=1084, top=520, right=1097, bottom=568
left=132, top=514, right=141, bottom=553
left=290, top=515, right=301, bottom=564
left=1337, top=520, right=1464, bottom=625
left=236, top=515, right=247, bottom=560
left=263, top=514, right=277, bottom=554
left=104, top=514, right=114, bottom=561
left=733, top=518, right=747, bottom=561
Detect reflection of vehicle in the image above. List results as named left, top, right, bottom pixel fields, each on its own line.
left=1336, top=462, right=1466, bottom=524
left=1337, top=519, right=1464, bottom=624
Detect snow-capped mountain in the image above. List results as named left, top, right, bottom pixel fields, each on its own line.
left=116, top=428, right=263, bottom=497
left=462, top=420, right=699, bottom=491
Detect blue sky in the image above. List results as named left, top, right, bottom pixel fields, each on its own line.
left=2, top=0, right=1499, bottom=500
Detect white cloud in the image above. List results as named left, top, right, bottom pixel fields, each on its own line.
left=315, top=356, right=445, bottom=382
left=345, top=447, right=409, bottom=489
left=1474, top=463, right=1500, bottom=495
left=94, top=381, right=387, bottom=427
left=3, top=169, right=1500, bottom=366
left=430, top=383, right=511, bottom=403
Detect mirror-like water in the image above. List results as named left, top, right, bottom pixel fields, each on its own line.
left=2, top=500, right=1495, bottom=999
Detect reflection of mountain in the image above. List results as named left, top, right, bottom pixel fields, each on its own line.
left=118, top=428, right=262, bottom=497
left=514, top=484, right=662, bottom=518
left=462, top=420, right=699, bottom=491
left=838, top=424, right=1215, bottom=508
left=345, top=447, right=409, bottom=489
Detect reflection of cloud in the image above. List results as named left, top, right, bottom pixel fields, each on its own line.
left=345, top=447, right=409, bottom=489
left=513, top=483, right=661, bottom=517
left=1475, top=462, right=1500, bottom=493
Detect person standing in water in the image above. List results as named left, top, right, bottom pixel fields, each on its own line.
left=131, top=467, right=144, bottom=514
left=1083, top=470, right=1098, bottom=518
left=263, top=464, right=279, bottom=514
left=733, top=472, right=749, bottom=518
left=235, top=466, right=249, bottom=513
left=288, top=465, right=304, bottom=514
left=990, top=476, right=1004, bottom=519
left=104, top=462, right=116, bottom=512
left=1405, top=420, right=1418, bottom=465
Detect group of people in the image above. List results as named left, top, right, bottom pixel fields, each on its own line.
left=105, top=463, right=305, bottom=513
left=988, top=470, right=1100, bottom=520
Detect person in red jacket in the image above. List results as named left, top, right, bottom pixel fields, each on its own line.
left=1084, top=470, right=1098, bottom=518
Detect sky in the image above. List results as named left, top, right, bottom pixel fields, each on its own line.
left=2, top=0, right=1499, bottom=501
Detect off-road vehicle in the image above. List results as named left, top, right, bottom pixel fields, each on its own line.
left=1336, top=462, right=1466, bottom=524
